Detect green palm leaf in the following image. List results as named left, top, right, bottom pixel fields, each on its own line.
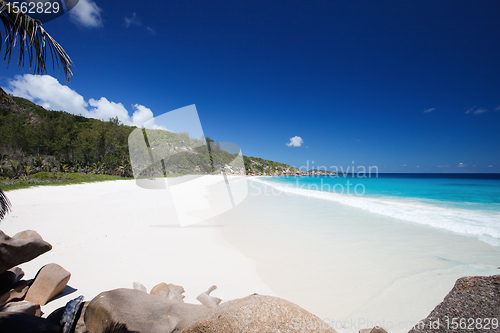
left=0, top=1, right=73, bottom=81
left=0, top=188, right=11, bottom=221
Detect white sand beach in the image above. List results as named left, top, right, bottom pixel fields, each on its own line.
left=0, top=176, right=275, bottom=317
left=2, top=176, right=499, bottom=333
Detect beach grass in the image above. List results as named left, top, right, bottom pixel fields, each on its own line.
left=0, top=172, right=191, bottom=191
left=0, top=172, right=130, bottom=191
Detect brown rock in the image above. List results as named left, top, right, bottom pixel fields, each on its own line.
left=150, top=282, right=170, bottom=297
left=149, top=282, right=185, bottom=302
left=196, top=285, right=221, bottom=308
left=0, top=280, right=29, bottom=305
left=46, top=297, right=87, bottom=332
left=0, top=230, right=52, bottom=274
left=46, top=306, right=66, bottom=326
left=181, top=294, right=337, bottom=333
left=25, top=263, right=71, bottom=305
left=167, top=283, right=185, bottom=302
left=85, top=288, right=207, bottom=333
left=0, top=267, right=24, bottom=295
left=74, top=301, right=89, bottom=333
left=409, top=275, right=500, bottom=333
left=0, top=300, right=41, bottom=316
left=12, top=230, right=44, bottom=240
left=0, top=312, right=61, bottom=332
left=358, top=329, right=388, bottom=333
left=133, top=282, right=147, bottom=293
left=369, top=328, right=388, bottom=333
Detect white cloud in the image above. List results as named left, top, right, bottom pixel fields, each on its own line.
left=286, top=136, right=304, bottom=147
left=69, top=0, right=103, bottom=28
left=124, top=12, right=140, bottom=28
left=5, top=74, right=88, bottom=114
left=124, top=12, right=156, bottom=35
left=3, top=74, right=162, bottom=128
left=423, top=108, right=435, bottom=113
left=465, top=106, right=488, bottom=115
left=465, top=106, right=476, bottom=114
left=495, top=106, right=500, bottom=111
left=87, top=97, right=129, bottom=121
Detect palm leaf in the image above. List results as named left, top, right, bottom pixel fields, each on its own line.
left=0, top=1, right=73, bottom=81
left=0, top=188, right=11, bottom=221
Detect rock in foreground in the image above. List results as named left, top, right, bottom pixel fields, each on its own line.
left=84, top=288, right=207, bottom=333
left=0, top=230, right=52, bottom=274
left=0, top=312, right=61, bottom=333
left=409, top=275, right=500, bottom=333
left=181, top=294, right=337, bottom=333
left=25, top=263, right=71, bottom=305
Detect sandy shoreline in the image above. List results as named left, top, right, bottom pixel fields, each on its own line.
left=0, top=176, right=275, bottom=316
left=2, top=176, right=499, bottom=333
left=214, top=178, right=500, bottom=333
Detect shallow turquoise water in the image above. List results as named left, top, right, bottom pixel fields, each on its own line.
left=260, top=174, right=500, bottom=243
left=217, top=177, right=500, bottom=332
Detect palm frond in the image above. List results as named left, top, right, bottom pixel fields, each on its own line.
left=0, top=188, right=11, bottom=221
left=0, top=1, right=73, bottom=81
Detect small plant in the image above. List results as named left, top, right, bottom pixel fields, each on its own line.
left=24, top=165, right=34, bottom=177
left=59, top=163, right=69, bottom=173
left=8, top=160, right=25, bottom=179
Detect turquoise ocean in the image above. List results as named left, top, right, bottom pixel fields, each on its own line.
left=215, top=174, right=500, bottom=332
left=261, top=173, right=500, bottom=246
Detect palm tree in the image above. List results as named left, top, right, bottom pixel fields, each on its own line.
left=0, top=1, right=73, bottom=81
left=1, top=2, right=74, bottom=220
left=0, top=188, right=11, bottom=221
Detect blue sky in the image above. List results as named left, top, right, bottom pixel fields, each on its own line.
left=2, top=0, right=500, bottom=172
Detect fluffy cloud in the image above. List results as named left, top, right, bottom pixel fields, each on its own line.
left=423, top=108, right=435, bottom=113
left=3, top=74, right=161, bottom=128
left=5, top=74, right=88, bottom=114
left=69, top=0, right=103, bottom=28
left=286, top=136, right=304, bottom=147
left=465, top=106, right=488, bottom=115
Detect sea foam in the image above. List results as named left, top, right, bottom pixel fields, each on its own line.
left=251, top=177, right=500, bottom=244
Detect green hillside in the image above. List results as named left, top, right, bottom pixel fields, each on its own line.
left=0, top=89, right=299, bottom=184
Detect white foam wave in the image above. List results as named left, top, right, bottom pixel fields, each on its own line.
left=251, top=178, right=500, bottom=244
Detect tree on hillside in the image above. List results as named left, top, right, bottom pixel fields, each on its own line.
left=1, top=1, right=74, bottom=219
left=0, top=1, right=73, bottom=81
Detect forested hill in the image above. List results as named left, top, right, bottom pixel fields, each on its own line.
left=0, top=90, right=299, bottom=178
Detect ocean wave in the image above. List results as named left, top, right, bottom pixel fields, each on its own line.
left=251, top=177, right=500, bottom=244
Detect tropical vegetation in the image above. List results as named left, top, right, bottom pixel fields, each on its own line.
left=0, top=93, right=299, bottom=188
